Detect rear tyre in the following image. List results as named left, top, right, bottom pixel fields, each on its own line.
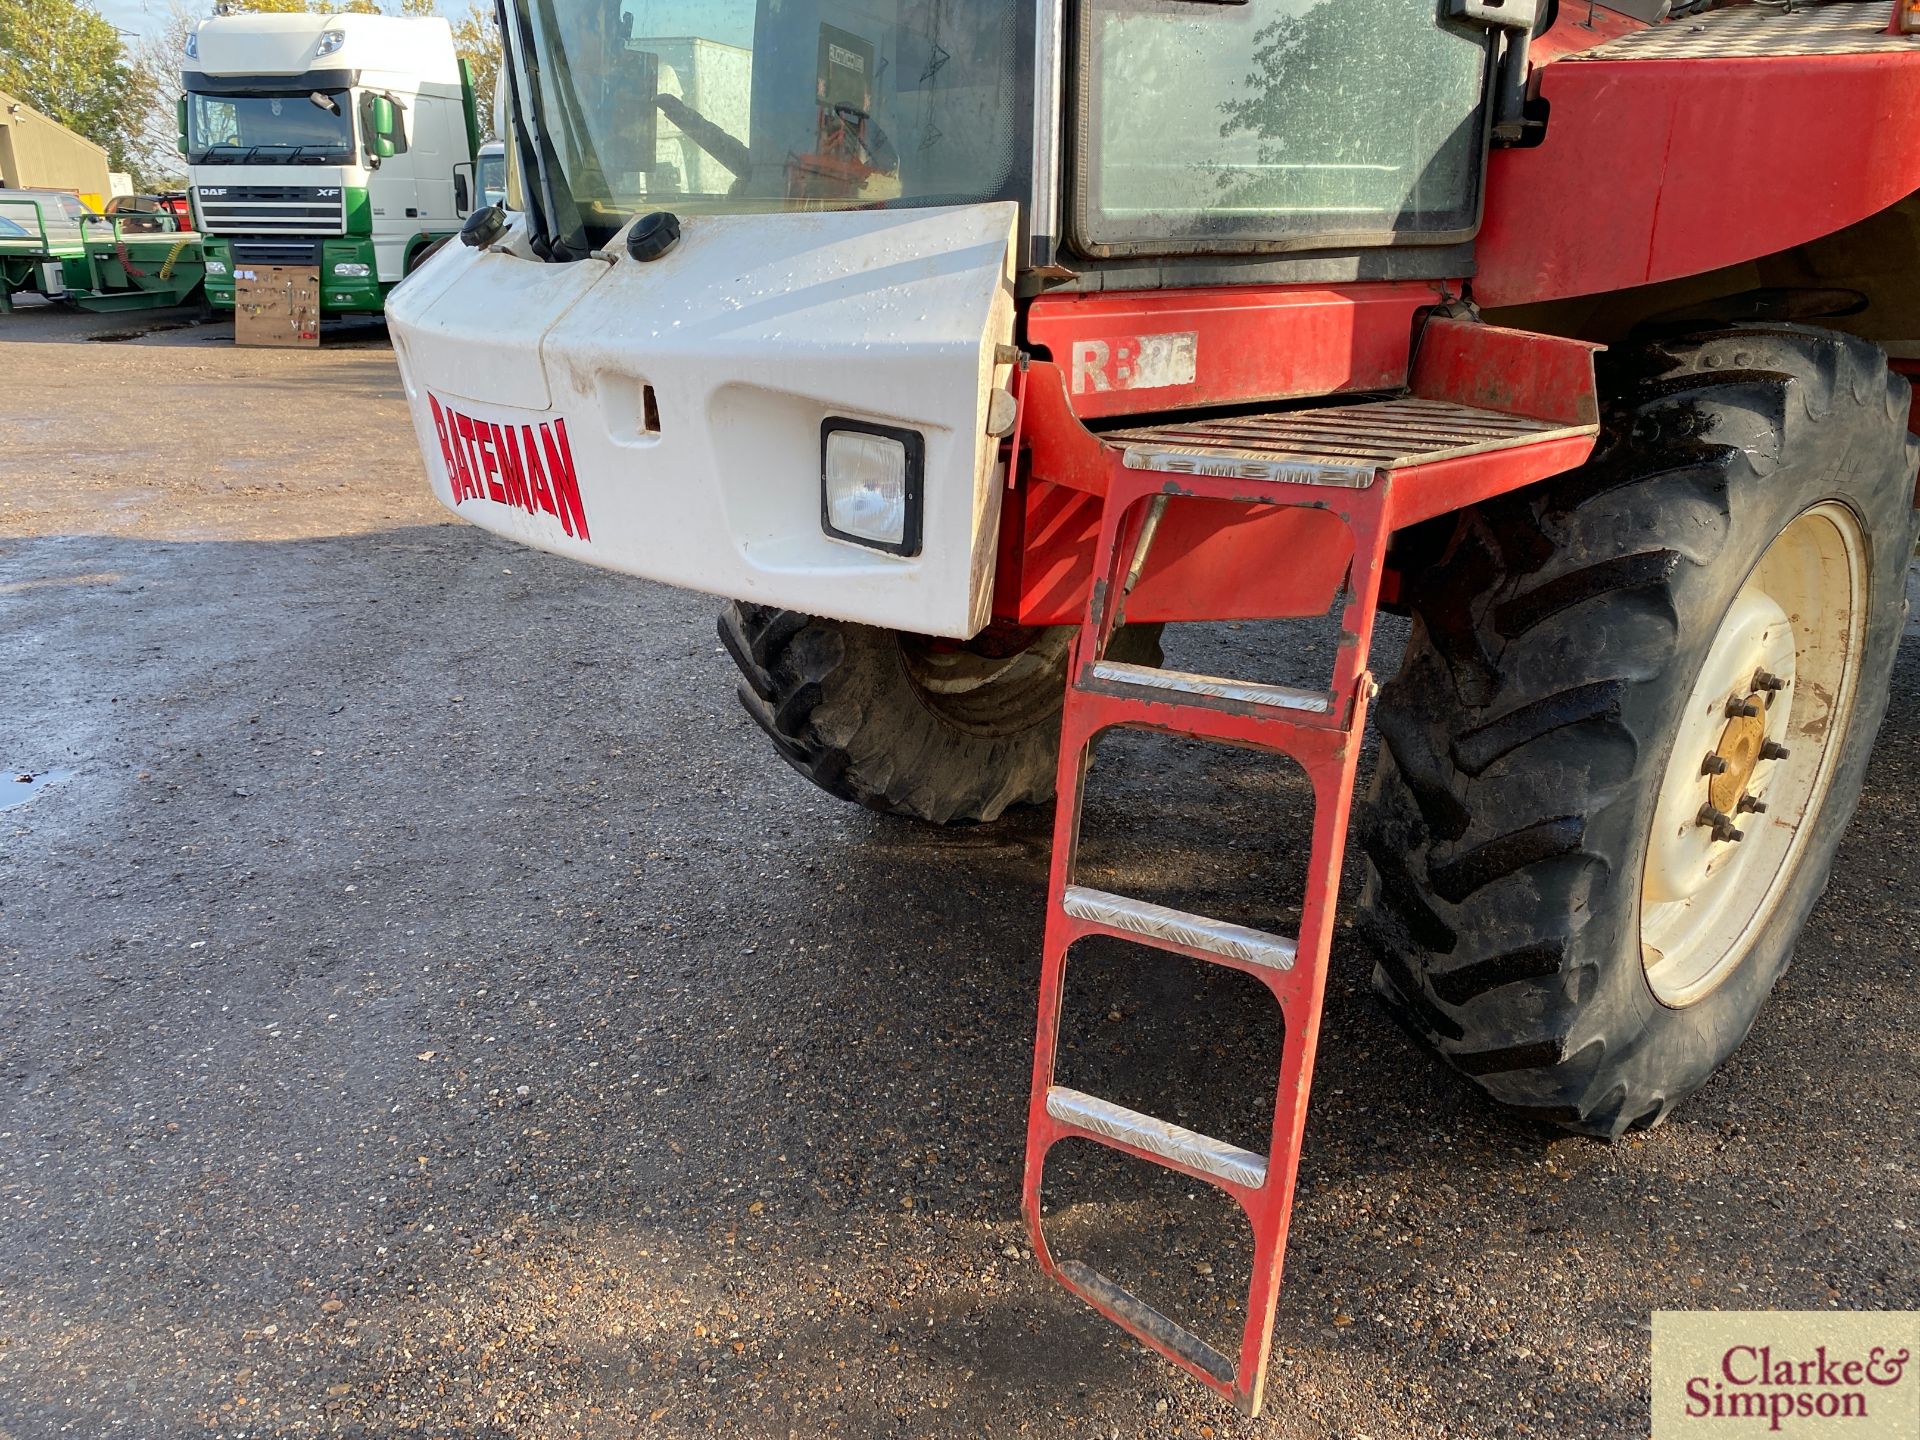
left=1361, top=325, right=1919, bottom=1137
left=719, top=606, right=1163, bottom=824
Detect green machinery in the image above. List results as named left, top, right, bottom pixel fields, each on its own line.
left=0, top=199, right=209, bottom=315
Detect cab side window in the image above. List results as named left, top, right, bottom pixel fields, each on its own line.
left=1076, top=0, right=1491, bottom=256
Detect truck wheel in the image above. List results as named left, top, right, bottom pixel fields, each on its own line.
left=1361, top=325, right=1918, bottom=1137
left=719, top=606, right=1162, bottom=824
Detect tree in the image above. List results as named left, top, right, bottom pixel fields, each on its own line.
left=221, top=0, right=384, bottom=12
left=448, top=0, right=500, bottom=140
left=0, top=0, right=161, bottom=182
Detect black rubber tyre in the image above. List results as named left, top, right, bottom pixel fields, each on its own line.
left=405, top=234, right=453, bottom=274
left=1361, top=324, right=1919, bottom=1138
left=719, top=606, right=1163, bottom=824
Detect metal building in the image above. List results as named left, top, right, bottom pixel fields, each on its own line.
left=0, top=91, right=111, bottom=213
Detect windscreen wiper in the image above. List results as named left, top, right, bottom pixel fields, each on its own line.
left=491, top=0, right=553, bottom=256
left=516, top=0, right=590, bottom=259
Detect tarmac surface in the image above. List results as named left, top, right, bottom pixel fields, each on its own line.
left=1, top=302, right=1917, bottom=1439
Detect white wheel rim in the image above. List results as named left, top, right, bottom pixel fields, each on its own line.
left=1640, top=502, right=1867, bottom=1008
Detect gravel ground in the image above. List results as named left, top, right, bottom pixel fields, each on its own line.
left=1, top=309, right=1916, bottom=1439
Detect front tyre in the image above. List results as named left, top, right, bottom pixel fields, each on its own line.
left=719, top=605, right=1161, bottom=824
left=1362, top=325, right=1919, bottom=1137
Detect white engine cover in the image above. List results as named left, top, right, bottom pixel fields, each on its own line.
left=387, top=203, right=1018, bottom=638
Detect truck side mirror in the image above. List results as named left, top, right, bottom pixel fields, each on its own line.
left=370, top=94, right=398, bottom=159
left=453, top=168, right=471, bottom=215
left=176, top=95, right=188, bottom=155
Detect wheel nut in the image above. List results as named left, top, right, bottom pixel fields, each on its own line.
left=1752, top=669, right=1786, bottom=693
left=1701, top=754, right=1730, bottom=776
left=1715, top=820, right=1746, bottom=844
left=1726, top=697, right=1762, bottom=719
left=1736, top=793, right=1768, bottom=815
left=1760, top=740, right=1792, bottom=761
left=1697, top=803, right=1733, bottom=830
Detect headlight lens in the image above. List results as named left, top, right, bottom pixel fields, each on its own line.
left=316, top=28, right=345, bottom=55
left=821, top=421, right=922, bottom=556
left=204, top=258, right=227, bottom=275
left=332, top=261, right=371, bottom=278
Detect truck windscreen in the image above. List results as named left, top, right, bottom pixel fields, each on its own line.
left=188, top=91, right=354, bottom=164
left=508, top=0, right=1025, bottom=239
left=479, top=152, right=508, bottom=206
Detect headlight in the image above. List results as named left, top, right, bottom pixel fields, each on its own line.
left=332, top=261, right=371, bottom=278
left=821, top=420, right=923, bottom=556
left=204, top=259, right=227, bottom=275
left=316, top=28, right=345, bottom=55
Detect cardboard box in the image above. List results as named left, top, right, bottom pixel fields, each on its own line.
left=234, top=264, right=320, bottom=347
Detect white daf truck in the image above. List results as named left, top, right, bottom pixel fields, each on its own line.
left=181, top=11, right=480, bottom=318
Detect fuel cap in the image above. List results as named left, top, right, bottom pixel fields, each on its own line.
left=626, top=210, right=681, bottom=262
left=460, top=204, right=507, bottom=249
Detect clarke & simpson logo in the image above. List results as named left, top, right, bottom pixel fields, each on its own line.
left=1654, top=1312, right=1919, bottom=1438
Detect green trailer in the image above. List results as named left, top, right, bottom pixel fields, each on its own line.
left=0, top=198, right=208, bottom=315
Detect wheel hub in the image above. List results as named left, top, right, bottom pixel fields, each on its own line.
left=1644, top=591, right=1794, bottom=903
left=1708, top=698, right=1767, bottom=815
left=1639, top=503, right=1865, bottom=1009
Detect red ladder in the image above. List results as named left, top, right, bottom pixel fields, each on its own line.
left=1020, top=450, right=1388, bottom=1417
left=1018, top=347, right=1602, bottom=1415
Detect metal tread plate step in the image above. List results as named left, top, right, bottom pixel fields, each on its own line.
left=1088, top=660, right=1331, bottom=717
left=1102, top=395, right=1594, bottom=485
left=1061, top=885, right=1298, bottom=972
left=1056, top=1260, right=1237, bottom=1386
left=1045, top=1085, right=1271, bottom=1190
left=1580, top=1, right=1914, bottom=60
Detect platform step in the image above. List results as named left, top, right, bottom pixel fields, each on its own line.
left=1062, top=886, right=1297, bottom=972
left=1045, top=1086, right=1270, bottom=1190
left=1105, top=394, right=1595, bottom=480
left=1088, top=660, right=1333, bottom=717
left=1057, top=1259, right=1237, bottom=1387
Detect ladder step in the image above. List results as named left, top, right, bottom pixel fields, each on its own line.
left=1056, top=1259, right=1237, bottom=1386
left=1062, top=886, right=1297, bottom=972
left=1089, top=660, right=1332, bottom=717
left=1046, top=1086, right=1270, bottom=1190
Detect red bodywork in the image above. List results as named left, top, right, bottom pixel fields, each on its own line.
left=105, top=194, right=194, bottom=234
left=1022, top=281, right=1437, bottom=420
left=1002, top=319, right=1600, bottom=625
left=1475, top=50, right=1920, bottom=305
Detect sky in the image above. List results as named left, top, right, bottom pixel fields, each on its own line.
left=99, top=0, right=720, bottom=53
left=99, top=0, right=464, bottom=47
left=100, top=0, right=176, bottom=44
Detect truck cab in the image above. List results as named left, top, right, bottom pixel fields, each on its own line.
left=181, top=11, right=480, bottom=317
left=477, top=140, right=507, bottom=209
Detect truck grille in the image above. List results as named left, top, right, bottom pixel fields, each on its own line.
left=231, top=239, right=323, bottom=268
left=194, top=185, right=345, bottom=237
